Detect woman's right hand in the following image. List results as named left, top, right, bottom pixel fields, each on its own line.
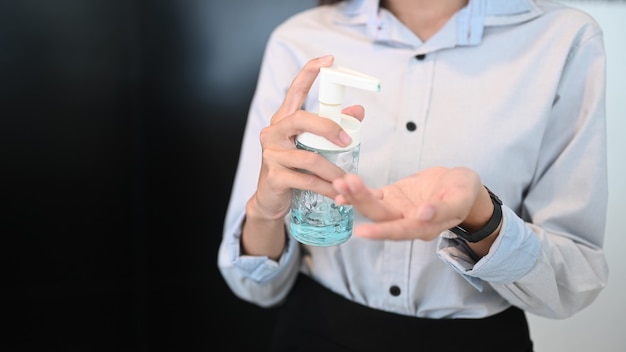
left=242, top=55, right=365, bottom=257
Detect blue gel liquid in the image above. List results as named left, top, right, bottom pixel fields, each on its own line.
left=289, top=141, right=359, bottom=246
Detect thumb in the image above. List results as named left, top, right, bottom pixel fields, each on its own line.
left=341, top=105, right=365, bottom=122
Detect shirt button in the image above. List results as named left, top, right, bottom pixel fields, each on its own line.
left=406, top=121, right=417, bottom=131
left=415, top=54, right=426, bottom=61
left=389, top=285, right=401, bottom=296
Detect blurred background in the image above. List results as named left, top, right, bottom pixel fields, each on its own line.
left=1, top=0, right=624, bottom=351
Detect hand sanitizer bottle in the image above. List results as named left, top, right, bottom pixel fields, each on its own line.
left=290, top=65, right=380, bottom=246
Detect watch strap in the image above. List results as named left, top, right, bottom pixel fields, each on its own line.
left=449, top=186, right=503, bottom=243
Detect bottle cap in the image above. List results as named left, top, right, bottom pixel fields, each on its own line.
left=297, top=65, right=380, bottom=151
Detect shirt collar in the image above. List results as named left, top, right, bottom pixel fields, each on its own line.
left=332, top=0, right=543, bottom=48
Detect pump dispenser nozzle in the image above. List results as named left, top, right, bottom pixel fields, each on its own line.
left=296, top=65, right=381, bottom=151
left=318, top=65, right=381, bottom=124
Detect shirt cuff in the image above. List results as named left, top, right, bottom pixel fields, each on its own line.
left=437, top=206, right=541, bottom=290
left=227, top=222, right=299, bottom=283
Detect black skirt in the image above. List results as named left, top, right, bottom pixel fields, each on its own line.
left=271, top=274, right=533, bottom=352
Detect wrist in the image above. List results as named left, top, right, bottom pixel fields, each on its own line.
left=242, top=196, right=288, bottom=259
left=245, top=194, right=289, bottom=222
left=449, top=186, right=503, bottom=243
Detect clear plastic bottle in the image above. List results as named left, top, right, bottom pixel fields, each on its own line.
left=289, top=64, right=380, bottom=246
left=290, top=141, right=360, bottom=246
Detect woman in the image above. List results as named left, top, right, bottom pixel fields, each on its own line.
left=218, top=1, right=609, bottom=350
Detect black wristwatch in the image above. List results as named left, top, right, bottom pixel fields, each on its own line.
left=449, top=186, right=503, bottom=243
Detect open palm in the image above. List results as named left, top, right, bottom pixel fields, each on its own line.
left=333, top=166, right=483, bottom=241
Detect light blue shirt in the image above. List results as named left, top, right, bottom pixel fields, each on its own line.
left=218, top=0, right=609, bottom=319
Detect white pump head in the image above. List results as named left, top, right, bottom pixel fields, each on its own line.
left=297, top=65, right=381, bottom=151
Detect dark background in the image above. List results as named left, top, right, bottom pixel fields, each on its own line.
left=1, top=0, right=315, bottom=351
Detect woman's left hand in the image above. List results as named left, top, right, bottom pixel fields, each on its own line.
left=332, top=166, right=485, bottom=242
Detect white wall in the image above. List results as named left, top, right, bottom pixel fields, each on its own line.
left=527, top=2, right=626, bottom=351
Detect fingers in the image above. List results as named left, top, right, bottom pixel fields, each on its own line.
left=352, top=214, right=440, bottom=240
left=333, top=174, right=403, bottom=222
left=269, top=148, right=347, bottom=183
left=262, top=148, right=347, bottom=198
left=274, top=55, right=334, bottom=122
left=261, top=110, right=353, bottom=150
left=333, top=175, right=441, bottom=240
